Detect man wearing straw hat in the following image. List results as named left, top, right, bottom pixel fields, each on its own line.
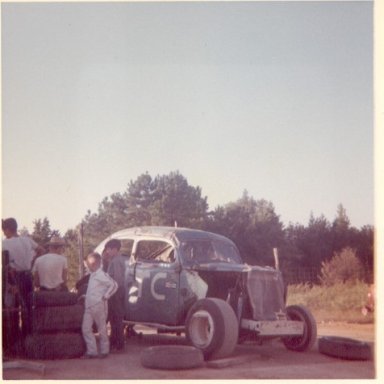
left=32, top=235, right=68, bottom=292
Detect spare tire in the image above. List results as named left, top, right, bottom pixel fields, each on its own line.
left=32, top=291, right=79, bottom=307
left=32, top=303, right=84, bottom=333
left=141, top=345, right=204, bottom=370
left=318, top=336, right=372, bottom=361
left=25, top=332, right=85, bottom=359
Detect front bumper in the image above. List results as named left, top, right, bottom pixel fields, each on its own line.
left=240, top=318, right=304, bottom=336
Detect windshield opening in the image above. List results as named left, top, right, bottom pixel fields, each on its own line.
left=180, top=239, right=242, bottom=266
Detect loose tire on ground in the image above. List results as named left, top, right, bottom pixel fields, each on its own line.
left=31, top=291, right=80, bottom=307
left=25, top=332, right=85, bottom=359
left=318, top=336, right=372, bottom=360
left=185, top=298, right=239, bottom=360
left=282, top=305, right=317, bottom=352
left=32, top=303, right=84, bottom=333
left=140, top=345, right=204, bottom=370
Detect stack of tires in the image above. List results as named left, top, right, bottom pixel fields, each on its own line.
left=2, top=251, right=21, bottom=355
left=25, top=291, right=86, bottom=359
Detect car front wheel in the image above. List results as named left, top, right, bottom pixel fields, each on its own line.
left=282, top=304, right=317, bottom=351
left=185, top=298, right=238, bottom=360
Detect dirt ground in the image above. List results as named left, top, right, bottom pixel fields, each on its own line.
left=2, top=321, right=376, bottom=380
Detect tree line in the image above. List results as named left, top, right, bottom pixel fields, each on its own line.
left=28, top=171, right=374, bottom=287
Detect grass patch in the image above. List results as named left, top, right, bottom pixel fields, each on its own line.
left=286, top=281, right=374, bottom=323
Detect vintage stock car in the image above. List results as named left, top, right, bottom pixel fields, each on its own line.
left=95, top=226, right=317, bottom=360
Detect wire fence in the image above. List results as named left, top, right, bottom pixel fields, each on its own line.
left=281, top=267, right=320, bottom=285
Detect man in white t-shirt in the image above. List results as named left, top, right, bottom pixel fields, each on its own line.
left=2, top=218, right=43, bottom=271
left=2, top=217, right=44, bottom=336
left=33, top=236, right=68, bottom=291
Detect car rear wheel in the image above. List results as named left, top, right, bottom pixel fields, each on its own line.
left=282, top=305, right=317, bottom=352
left=185, top=298, right=238, bottom=360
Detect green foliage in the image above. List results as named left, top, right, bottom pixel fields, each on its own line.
left=319, top=247, right=365, bottom=286
left=27, top=173, right=374, bottom=287
left=350, top=225, right=374, bottom=278
left=207, top=191, right=284, bottom=266
left=332, top=204, right=352, bottom=253
left=282, top=209, right=373, bottom=284
left=147, top=171, right=208, bottom=228
left=333, top=203, right=350, bottom=231
left=283, top=214, right=333, bottom=274
left=63, top=228, right=83, bottom=289
left=31, top=217, right=58, bottom=250
left=287, top=281, right=373, bottom=323
left=81, top=171, right=208, bottom=247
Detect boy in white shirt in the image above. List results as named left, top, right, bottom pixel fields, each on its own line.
left=81, top=252, right=118, bottom=358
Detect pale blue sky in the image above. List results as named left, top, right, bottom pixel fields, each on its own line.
left=2, top=1, right=374, bottom=234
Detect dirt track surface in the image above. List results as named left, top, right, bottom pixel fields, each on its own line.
left=2, top=322, right=375, bottom=380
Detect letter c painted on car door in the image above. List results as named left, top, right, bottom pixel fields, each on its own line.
left=151, top=272, right=167, bottom=300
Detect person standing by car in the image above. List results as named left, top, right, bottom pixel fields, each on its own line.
left=81, top=252, right=118, bottom=358
left=101, top=246, right=111, bottom=272
left=2, top=218, right=44, bottom=337
left=104, top=239, right=126, bottom=352
left=32, top=236, right=68, bottom=291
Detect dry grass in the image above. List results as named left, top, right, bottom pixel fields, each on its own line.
left=286, top=281, right=374, bottom=323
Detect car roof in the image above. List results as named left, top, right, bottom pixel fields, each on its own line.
left=95, top=226, right=236, bottom=252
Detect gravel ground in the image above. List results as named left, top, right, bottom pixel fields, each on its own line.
left=2, top=321, right=376, bottom=380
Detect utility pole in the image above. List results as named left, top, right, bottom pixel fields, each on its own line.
left=79, top=222, right=84, bottom=278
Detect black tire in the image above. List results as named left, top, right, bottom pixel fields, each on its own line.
left=32, top=303, right=84, bottom=333
left=318, top=336, right=372, bottom=360
left=2, top=308, right=21, bottom=354
left=282, top=305, right=317, bottom=352
left=31, top=291, right=79, bottom=307
left=185, top=298, right=239, bottom=360
left=25, top=332, right=85, bottom=359
left=141, top=345, right=204, bottom=370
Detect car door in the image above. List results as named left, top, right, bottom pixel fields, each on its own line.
left=126, top=238, right=181, bottom=325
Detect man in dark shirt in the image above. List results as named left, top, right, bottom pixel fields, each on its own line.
left=103, top=239, right=126, bottom=351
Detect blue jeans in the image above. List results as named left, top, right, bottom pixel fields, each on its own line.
left=14, top=271, right=33, bottom=337
left=108, top=288, right=124, bottom=350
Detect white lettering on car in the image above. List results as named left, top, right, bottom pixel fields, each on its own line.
left=136, top=270, right=151, bottom=298
left=151, top=272, right=167, bottom=300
